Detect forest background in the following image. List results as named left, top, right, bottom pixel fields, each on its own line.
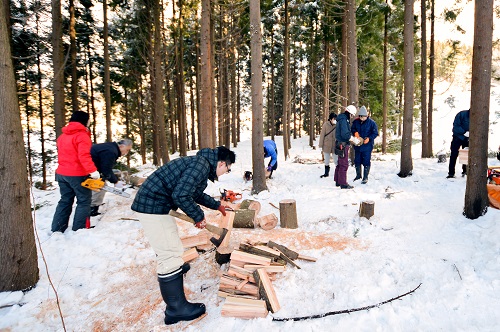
left=1, top=0, right=500, bottom=295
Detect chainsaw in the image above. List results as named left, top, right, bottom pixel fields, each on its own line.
left=220, top=189, right=242, bottom=203
left=81, top=178, right=131, bottom=198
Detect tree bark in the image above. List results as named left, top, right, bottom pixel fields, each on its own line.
left=464, top=0, right=493, bottom=219
left=69, top=0, right=78, bottom=112
left=250, top=0, right=267, bottom=194
left=51, top=0, right=65, bottom=137
left=103, top=0, right=112, bottom=142
left=0, top=6, right=39, bottom=290
left=420, top=0, right=428, bottom=158
left=175, top=0, right=187, bottom=157
left=382, top=0, right=388, bottom=154
left=282, top=0, right=290, bottom=159
left=427, top=0, right=435, bottom=157
left=346, top=0, right=358, bottom=107
left=398, top=0, right=414, bottom=177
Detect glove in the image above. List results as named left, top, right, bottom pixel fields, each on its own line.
left=364, top=138, right=369, bottom=144
left=89, top=171, right=100, bottom=179
left=464, top=131, right=469, bottom=137
left=266, top=165, right=272, bottom=172
left=218, top=204, right=227, bottom=216
left=354, top=132, right=360, bottom=138
left=195, top=219, right=207, bottom=229
left=115, top=181, right=125, bottom=188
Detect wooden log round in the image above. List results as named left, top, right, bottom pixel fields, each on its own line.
left=256, top=213, right=278, bottom=230
left=359, top=200, right=375, bottom=219
left=279, top=199, right=298, bottom=229
left=233, top=209, right=257, bottom=228
left=240, top=199, right=261, bottom=216
left=216, top=245, right=233, bottom=265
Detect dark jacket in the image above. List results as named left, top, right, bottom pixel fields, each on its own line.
left=335, top=112, right=352, bottom=144
left=91, top=142, right=121, bottom=183
left=351, top=117, right=379, bottom=152
left=131, top=148, right=221, bottom=222
left=452, top=110, right=470, bottom=141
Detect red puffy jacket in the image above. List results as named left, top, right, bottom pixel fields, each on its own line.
left=55, top=122, right=97, bottom=176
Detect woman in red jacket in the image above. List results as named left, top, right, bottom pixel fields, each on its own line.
left=51, top=111, right=99, bottom=232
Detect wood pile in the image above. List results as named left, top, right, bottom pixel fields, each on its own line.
left=218, top=241, right=316, bottom=319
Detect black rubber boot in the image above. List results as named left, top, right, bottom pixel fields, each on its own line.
left=353, top=165, right=362, bottom=181
left=361, top=166, right=370, bottom=184
left=320, top=165, right=330, bottom=178
left=90, top=206, right=101, bottom=217
left=158, top=269, right=206, bottom=325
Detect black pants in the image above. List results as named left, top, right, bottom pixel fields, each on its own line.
left=448, top=136, right=468, bottom=176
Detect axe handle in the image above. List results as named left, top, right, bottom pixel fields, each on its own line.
left=169, top=210, right=223, bottom=236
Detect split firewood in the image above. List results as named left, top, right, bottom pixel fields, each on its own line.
left=221, top=299, right=268, bottom=319
left=267, top=241, right=299, bottom=260
left=255, top=213, right=278, bottom=230
left=239, top=243, right=280, bottom=260
left=275, top=248, right=301, bottom=269
left=219, top=275, right=259, bottom=296
left=217, top=291, right=258, bottom=300
left=253, top=269, right=280, bottom=313
left=180, top=233, right=209, bottom=248
left=243, top=265, right=286, bottom=273
left=297, top=254, right=317, bottom=262
left=230, top=250, right=272, bottom=266
left=215, top=211, right=235, bottom=265
left=182, top=247, right=198, bottom=262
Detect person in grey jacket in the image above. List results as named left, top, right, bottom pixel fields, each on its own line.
left=318, top=112, right=337, bottom=178
left=131, top=146, right=235, bottom=325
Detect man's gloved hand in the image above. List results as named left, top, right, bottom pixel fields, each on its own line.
left=266, top=165, right=272, bottom=172
left=464, top=131, right=469, bottom=137
left=115, top=181, right=125, bottom=188
left=90, top=171, right=100, bottom=179
left=364, top=137, right=369, bottom=144
left=354, top=132, right=360, bottom=138
left=218, top=204, right=227, bottom=216
left=195, top=219, right=207, bottom=229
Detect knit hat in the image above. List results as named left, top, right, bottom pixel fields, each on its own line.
left=358, top=106, right=368, bottom=117
left=328, top=112, right=337, bottom=121
left=69, top=111, right=90, bottom=126
left=346, top=105, right=357, bottom=115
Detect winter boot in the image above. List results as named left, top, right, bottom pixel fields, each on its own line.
left=158, top=268, right=206, bottom=325
left=90, top=206, right=101, bottom=217
left=353, top=165, right=362, bottom=181
left=340, top=184, right=354, bottom=189
left=361, top=166, right=370, bottom=184
left=320, top=165, right=330, bottom=178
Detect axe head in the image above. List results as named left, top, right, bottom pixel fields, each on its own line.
left=209, top=228, right=228, bottom=247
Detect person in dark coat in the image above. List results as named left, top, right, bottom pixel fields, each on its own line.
left=89, top=139, right=133, bottom=216
left=334, top=105, right=357, bottom=189
left=131, top=146, right=235, bottom=325
left=318, top=112, right=337, bottom=178
left=351, top=106, right=378, bottom=184
left=447, top=109, right=470, bottom=178
left=51, top=111, right=99, bottom=232
left=264, top=139, right=278, bottom=178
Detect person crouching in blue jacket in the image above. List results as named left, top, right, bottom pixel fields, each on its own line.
left=264, top=139, right=278, bottom=179
left=131, top=146, right=235, bottom=325
left=351, top=106, right=379, bottom=184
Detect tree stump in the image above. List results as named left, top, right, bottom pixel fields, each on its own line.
left=279, top=199, right=298, bottom=229
left=359, top=200, right=375, bottom=219
left=233, top=209, right=257, bottom=228
left=255, top=213, right=278, bottom=230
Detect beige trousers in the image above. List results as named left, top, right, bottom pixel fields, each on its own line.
left=137, top=213, right=184, bottom=275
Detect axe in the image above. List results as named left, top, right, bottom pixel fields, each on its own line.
left=169, top=210, right=228, bottom=248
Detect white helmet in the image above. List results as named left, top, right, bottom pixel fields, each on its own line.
left=346, top=105, right=357, bottom=115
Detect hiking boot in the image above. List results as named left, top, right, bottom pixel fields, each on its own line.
left=361, top=166, right=370, bottom=184
left=90, top=206, right=101, bottom=217
left=446, top=174, right=455, bottom=179
left=353, top=165, right=362, bottom=181
left=340, top=184, right=354, bottom=189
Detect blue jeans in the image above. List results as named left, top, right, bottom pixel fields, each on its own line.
left=51, top=174, right=92, bottom=232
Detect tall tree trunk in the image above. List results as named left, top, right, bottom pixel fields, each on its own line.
left=382, top=0, right=388, bottom=154
left=346, top=0, right=358, bottom=106
left=190, top=74, right=196, bottom=150
left=230, top=15, right=237, bottom=147
left=155, top=0, right=169, bottom=163
left=0, top=5, right=39, bottom=290
left=51, top=0, right=65, bottom=137
left=427, top=0, right=435, bottom=157
left=282, top=0, right=290, bottom=159
left=166, top=77, right=177, bottom=153
left=340, top=5, right=348, bottom=110
left=196, top=41, right=202, bottom=148
left=308, top=17, right=316, bottom=147
left=199, top=0, right=215, bottom=148
left=88, top=46, right=97, bottom=142
left=69, top=0, right=78, bottom=112
left=269, top=33, right=275, bottom=140
left=398, top=0, right=414, bottom=177
left=103, top=0, right=112, bottom=142
left=323, top=40, right=331, bottom=123
left=420, top=0, right=428, bottom=158
left=36, top=11, right=47, bottom=189
left=464, top=0, right=493, bottom=219
left=250, top=0, right=267, bottom=194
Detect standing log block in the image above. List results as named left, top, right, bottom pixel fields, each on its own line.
left=255, top=213, right=278, bottom=230
left=129, top=175, right=146, bottom=187
left=233, top=209, right=257, bottom=228
left=279, top=199, right=298, bottom=229
left=359, top=200, right=375, bottom=219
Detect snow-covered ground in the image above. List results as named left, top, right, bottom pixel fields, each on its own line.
left=2, top=71, right=500, bottom=331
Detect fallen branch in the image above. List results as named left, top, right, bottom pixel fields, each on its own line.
left=269, top=202, right=279, bottom=210
left=272, top=283, right=422, bottom=322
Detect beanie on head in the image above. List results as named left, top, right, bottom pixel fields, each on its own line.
left=69, top=111, right=90, bottom=126
left=328, top=112, right=337, bottom=121
left=358, top=106, right=368, bottom=117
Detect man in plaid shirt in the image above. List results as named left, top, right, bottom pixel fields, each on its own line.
left=132, top=146, right=235, bottom=325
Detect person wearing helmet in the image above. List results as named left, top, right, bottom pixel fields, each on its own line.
left=334, top=105, right=357, bottom=189
left=351, top=106, right=378, bottom=184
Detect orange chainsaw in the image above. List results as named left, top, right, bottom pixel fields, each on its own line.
left=81, top=178, right=131, bottom=198
left=220, top=189, right=242, bottom=203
